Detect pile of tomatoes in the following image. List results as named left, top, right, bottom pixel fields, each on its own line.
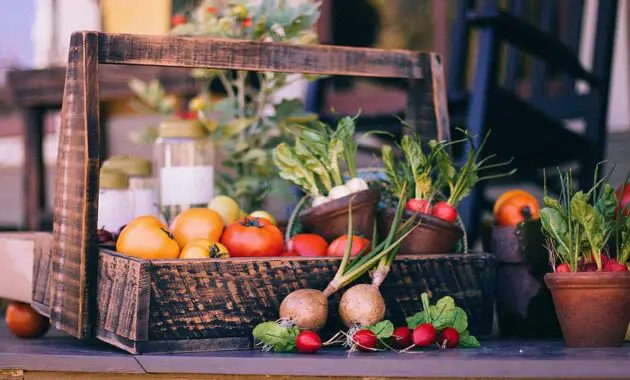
left=285, top=234, right=370, bottom=258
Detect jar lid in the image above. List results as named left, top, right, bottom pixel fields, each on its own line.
left=102, top=155, right=152, bottom=177
left=158, top=119, right=207, bottom=139
left=100, top=168, right=129, bottom=189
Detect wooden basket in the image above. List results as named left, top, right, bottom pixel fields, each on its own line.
left=37, top=31, right=494, bottom=353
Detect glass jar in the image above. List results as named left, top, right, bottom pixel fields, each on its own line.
left=102, top=156, right=159, bottom=220
left=97, top=168, right=133, bottom=233
left=153, top=119, right=215, bottom=223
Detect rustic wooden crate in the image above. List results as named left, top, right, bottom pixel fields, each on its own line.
left=98, top=250, right=495, bottom=353
left=40, top=31, right=495, bottom=353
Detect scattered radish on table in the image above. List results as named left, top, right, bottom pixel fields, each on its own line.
left=438, top=327, right=460, bottom=349
left=351, top=329, right=378, bottom=352
left=295, top=330, right=322, bottom=354
left=412, top=323, right=437, bottom=348
left=391, top=326, right=413, bottom=348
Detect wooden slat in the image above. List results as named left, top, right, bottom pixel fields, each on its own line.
left=98, top=33, right=424, bottom=79
left=51, top=31, right=101, bottom=338
left=8, top=65, right=196, bottom=108
left=96, top=251, right=150, bottom=342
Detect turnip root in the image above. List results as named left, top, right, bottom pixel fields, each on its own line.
left=329, top=185, right=351, bottom=200
left=311, top=196, right=329, bottom=208
left=279, top=289, right=328, bottom=331
left=345, top=178, right=369, bottom=193
left=338, top=284, right=386, bottom=327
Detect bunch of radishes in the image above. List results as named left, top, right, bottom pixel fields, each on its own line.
left=273, top=115, right=385, bottom=208
left=252, top=293, right=480, bottom=354
left=382, top=128, right=515, bottom=223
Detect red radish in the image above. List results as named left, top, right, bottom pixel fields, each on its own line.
left=603, top=261, right=628, bottom=272
left=391, top=326, right=413, bottom=348
left=438, top=327, right=460, bottom=349
left=352, top=329, right=377, bottom=352
left=615, top=183, right=630, bottom=217
left=556, top=263, right=571, bottom=273
left=412, top=323, right=437, bottom=347
left=583, top=263, right=598, bottom=272
left=295, top=331, right=321, bottom=354
left=405, top=199, right=432, bottom=214
left=431, top=201, right=458, bottom=223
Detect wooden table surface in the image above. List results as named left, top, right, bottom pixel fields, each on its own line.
left=1, top=319, right=629, bottom=380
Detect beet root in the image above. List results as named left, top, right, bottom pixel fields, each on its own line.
left=338, top=284, right=386, bottom=328
left=279, top=289, right=328, bottom=331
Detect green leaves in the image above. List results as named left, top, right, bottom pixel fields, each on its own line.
left=406, top=293, right=479, bottom=348
left=273, top=143, right=321, bottom=197
left=252, top=321, right=300, bottom=353
left=367, top=320, right=394, bottom=339
left=459, top=331, right=481, bottom=348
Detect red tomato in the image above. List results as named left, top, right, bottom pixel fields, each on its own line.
left=556, top=263, right=571, bottom=273
left=287, top=234, right=328, bottom=257
left=405, top=199, right=432, bottom=214
left=171, top=14, right=187, bottom=27
left=327, top=235, right=370, bottom=257
left=615, top=183, right=630, bottom=217
left=432, top=201, right=458, bottom=223
left=220, top=217, right=285, bottom=257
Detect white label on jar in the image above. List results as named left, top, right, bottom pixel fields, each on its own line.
left=98, top=189, right=134, bottom=232
left=159, top=166, right=214, bottom=206
left=132, top=188, right=159, bottom=218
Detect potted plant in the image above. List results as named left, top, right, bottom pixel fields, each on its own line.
left=380, top=127, right=514, bottom=254
left=127, top=0, right=323, bottom=212
left=541, top=166, right=630, bottom=347
left=273, top=115, right=381, bottom=242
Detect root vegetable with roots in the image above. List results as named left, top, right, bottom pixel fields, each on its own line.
left=279, top=185, right=417, bottom=331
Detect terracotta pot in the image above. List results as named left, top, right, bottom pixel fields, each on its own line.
left=544, top=272, right=630, bottom=347
left=491, top=223, right=561, bottom=338
left=379, top=208, right=463, bottom=255
left=298, top=188, right=380, bottom=242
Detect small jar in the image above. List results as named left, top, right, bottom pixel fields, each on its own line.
left=153, top=119, right=215, bottom=222
left=97, top=168, right=133, bottom=233
left=102, top=156, right=159, bottom=220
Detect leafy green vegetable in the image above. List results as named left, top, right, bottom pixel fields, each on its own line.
left=407, top=293, right=480, bottom=348
left=367, top=320, right=394, bottom=339
left=452, top=307, right=468, bottom=333
left=430, top=296, right=456, bottom=330
left=252, top=321, right=299, bottom=352
left=459, top=330, right=481, bottom=348
left=441, top=129, right=516, bottom=206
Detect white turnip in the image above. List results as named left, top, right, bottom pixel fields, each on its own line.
left=329, top=185, right=351, bottom=200
left=311, top=196, right=329, bottom=208
left=345, top=178, right=369, bottom=193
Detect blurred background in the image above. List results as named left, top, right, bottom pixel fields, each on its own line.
left=0, top=0, right=628, bottom=249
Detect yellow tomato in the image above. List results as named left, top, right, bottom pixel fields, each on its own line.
left=180, top=238, right=229, bottom=259
left=249, top=210, right=277, bottom=225
left=208, top=195, right=241, bottom=225
left=170, top=208, right=225, bottom=249
left=116, top=217, right=180, bottom=260
left=188, top=95, right=206, bottom=112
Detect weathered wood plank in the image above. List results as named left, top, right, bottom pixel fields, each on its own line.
left=31, top=233, right=53, bottom=316
left=96, top=250, right=150, bottom=342
left=98, top=33, right=423, bottom=79
left=51, top=31, right=101, bottom=338
left=8, top=66, right=196, bottom=108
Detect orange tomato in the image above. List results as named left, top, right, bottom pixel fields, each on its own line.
left=220, top=217, right=285, bottom=257
left=170, top=208, right=224, bottom=249
left=5, top=301, right=50, bottom=339
left=180, top=238, right=229, bottom=259
left=116, top=216, right=180, bottom=259
left=494, top=190, right=540, bottom=226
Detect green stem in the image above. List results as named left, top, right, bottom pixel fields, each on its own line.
left=218, top=71, right=236, bottom=101
left=332, top=195, right=357, bottom=284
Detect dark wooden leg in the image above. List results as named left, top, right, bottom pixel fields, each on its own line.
left=23, top=107, right=46, bottom=231
left=457, top=26, right=500, bottom=247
